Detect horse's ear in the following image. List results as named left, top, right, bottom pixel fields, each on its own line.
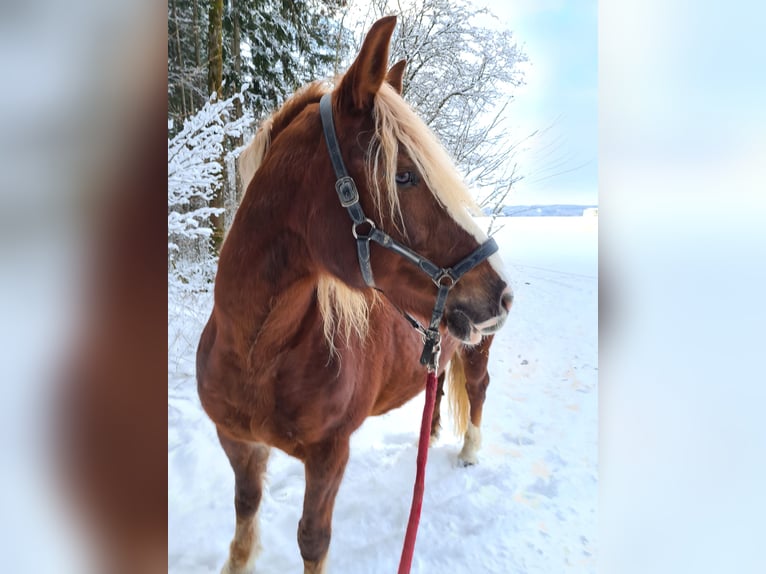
left=386, top=59, right=407, bottom=94
left=338, top=16, right=397, bottom=111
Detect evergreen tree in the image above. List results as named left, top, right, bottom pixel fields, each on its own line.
left=168, top=0, right=346, bottom=134
left=169, top=0, right=346, bottom=253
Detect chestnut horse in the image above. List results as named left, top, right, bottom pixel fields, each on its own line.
left=197, top=16, right=511, bottom=574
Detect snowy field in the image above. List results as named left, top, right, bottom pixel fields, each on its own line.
left=168, top=215, right=598, bottom=573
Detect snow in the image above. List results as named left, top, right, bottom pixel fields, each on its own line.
left=168, top=215, right=597, bottom=573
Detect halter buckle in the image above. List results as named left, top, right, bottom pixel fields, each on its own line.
left=419, top=330, right=441, bottom=371
left=335, top=176, right=359, bottom=207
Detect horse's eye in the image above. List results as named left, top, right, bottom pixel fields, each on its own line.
left=395, top=171, right=416, bottom=186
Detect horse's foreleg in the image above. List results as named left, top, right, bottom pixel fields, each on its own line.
left=458, top=336, right=493, bottom=466
left=299, top=438, right=350, bottom=574
left=429, top=372, right=446, bottom=445
left=217, top=429, right=271, bottom=574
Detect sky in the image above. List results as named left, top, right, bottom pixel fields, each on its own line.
left=473, top=1, right=598, bottom=205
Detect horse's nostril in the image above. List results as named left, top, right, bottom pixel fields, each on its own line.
left=500, top=289, right=513, bottom=313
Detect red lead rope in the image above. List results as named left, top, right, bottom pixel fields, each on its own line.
left=397, top=369, right=439, bottom=574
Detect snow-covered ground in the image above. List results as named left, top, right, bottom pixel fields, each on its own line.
left=168, top=215, right=598, bottom=573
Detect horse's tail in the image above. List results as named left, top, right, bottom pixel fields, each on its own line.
left=447, top=348, right=470, bottom=436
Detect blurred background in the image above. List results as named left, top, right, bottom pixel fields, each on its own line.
left=0, top=1, right=763, bottom=573
left=0, top=1, right=166, bottom=572
left=600, top=2, right=766, bottom=572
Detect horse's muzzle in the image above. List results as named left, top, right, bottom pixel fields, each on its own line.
left=445, top=286, right=513, bottom=344
left=500, top=287, right=513, bottom=313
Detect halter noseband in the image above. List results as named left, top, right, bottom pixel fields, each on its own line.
left=319, top=93, right=498, bottom=370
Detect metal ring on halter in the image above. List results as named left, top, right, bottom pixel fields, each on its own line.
left=352, top=218, right=376, bottom=239
left=432, top=270, right=456, bottom=289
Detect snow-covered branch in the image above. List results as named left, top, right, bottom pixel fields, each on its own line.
left=168, top=89, right=253, bottom=288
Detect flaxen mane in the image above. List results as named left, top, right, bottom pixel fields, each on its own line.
left=238, top=80, right=329, bottom=193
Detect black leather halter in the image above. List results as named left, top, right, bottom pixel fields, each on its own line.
left=319, top=93, right=498, bottom=369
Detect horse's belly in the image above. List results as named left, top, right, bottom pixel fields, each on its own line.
left=369, top=371, right=424, bottom=415
left=198, top=302, right=462, bottom=453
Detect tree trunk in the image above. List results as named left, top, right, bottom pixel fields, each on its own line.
left=230, top=0, right=245, bottom=211
left=207, top=0, right=225, bottom=252
left=231, top=0, right=242, bottom=121
left=207, top=0, right=223, bottom=99
left=171, top=0, right=187, bottom=122
left=192, top=0, right=201, bottom=68
left=192, top=0, right=201, bottom=111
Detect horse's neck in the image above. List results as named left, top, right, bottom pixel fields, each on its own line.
left=216, top=208, right=318, bottom=337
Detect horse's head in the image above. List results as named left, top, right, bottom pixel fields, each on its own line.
left=300, top=17, right=512, bottom=344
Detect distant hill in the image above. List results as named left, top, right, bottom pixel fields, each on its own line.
left=484, top=204, right=599, bottom=217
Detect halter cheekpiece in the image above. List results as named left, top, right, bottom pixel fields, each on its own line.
left=319, top=93, right=498, bottom=370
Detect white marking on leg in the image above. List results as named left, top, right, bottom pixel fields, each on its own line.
left=220, top=512, right=261, bottom=574
left=303, top=554, right=328, bottom=574
left=458, top=421, right=482, bottom=466
left=221, top=554, right=256, bottom=574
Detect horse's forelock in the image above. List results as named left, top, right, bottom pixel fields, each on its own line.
left=369, top=83, right=484, bottom=239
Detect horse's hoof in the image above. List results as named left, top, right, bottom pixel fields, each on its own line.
left=221, top=558, right=256, bottom=574
left=458, top=453, right=478, bottom=467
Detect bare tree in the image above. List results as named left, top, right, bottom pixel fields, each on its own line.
left=344, top=0, right=531, bottom=218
